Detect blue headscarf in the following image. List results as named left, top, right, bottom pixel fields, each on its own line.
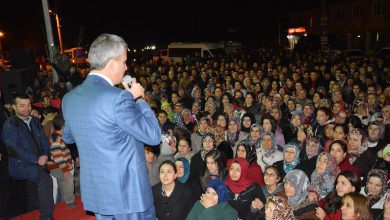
left=175, top=157, right=190, bottom=183
left=283, top=142, right=301, bottom=174
left=208, top=179, right=229, bottom=204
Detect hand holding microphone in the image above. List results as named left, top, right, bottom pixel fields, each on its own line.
left=122, top=75, right=144, bottom=100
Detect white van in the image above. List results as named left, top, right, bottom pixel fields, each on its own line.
left=167, top=42, right=224, bottom=63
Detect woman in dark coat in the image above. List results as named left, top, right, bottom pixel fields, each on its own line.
left=152, top=160, right=195, bottom=220
left=225, top=158, right=266, bottom=220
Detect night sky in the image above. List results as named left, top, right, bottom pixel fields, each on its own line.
left=0, top=0, right=314, bottom=54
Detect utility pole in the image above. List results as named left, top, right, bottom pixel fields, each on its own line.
left=42, top=0, right=56, bottom=62
left=54, top=12, right=63, bottom=53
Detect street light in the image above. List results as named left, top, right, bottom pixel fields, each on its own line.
left=0, top=31, right=4, bottom=51
left=49, top=10, right=63, bottom=53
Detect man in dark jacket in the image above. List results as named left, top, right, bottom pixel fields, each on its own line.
left=1, top=94, right=53, bottom=220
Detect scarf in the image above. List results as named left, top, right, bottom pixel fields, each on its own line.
left=284, top=170, right=309, bottom=208
left=175, top=157, right=190, bottom=183
left=283, top=143, right=301, bottom=174
left=200, top=132, right=216, bottom=160
left=224, top=158, right=254, bottom=194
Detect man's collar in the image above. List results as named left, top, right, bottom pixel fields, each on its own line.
left=89, top=73, right=114, bottom=86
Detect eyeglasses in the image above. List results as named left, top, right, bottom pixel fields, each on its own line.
left=264, top=173, right=276, bottom=177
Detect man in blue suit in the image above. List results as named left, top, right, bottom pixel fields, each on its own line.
left=61, top=34, right=161, bottom=219
left=1, top=94, right=53, bottom=220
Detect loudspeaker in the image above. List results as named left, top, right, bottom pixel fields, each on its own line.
left=0, top=68, right=35, bottom=104
left=11, top=49, right=37, bottom=70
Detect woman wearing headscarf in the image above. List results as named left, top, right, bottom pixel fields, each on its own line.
left=347, top=128, right=377, bottom=178
left=175, top=157, right=202, bottom=199
left=186, top=179, right=238, bottom=220
left=240, top=112, right=256, bottom=134
left=225, top=158, right=266, bottom=220
left=308, top=152, right=340, bottom=202
left=235, top=142, right=264, bottom=186
left=265, top=195, right=295, bottom=220
left=224, top=116, right=248, bottom=158
left=190, top=133, right=217, bottom=184
left=362, top=169, right=388, bottom=220
left=296, top=138, right=323, bottom=178
left=256, top=131, right=283, bottom=172
left=283, top=169, right=318, bottom=219
left=273, top=142, right=301, bottom=178
left=246, top=123, right=262, bottom=149
left=261, top=115, right=285, bottom=148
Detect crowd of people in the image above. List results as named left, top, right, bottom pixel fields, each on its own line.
left=0, top=43, right=390, bottom=220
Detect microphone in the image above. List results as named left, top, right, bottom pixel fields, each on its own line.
left=123, top=75, right=132, bottom=87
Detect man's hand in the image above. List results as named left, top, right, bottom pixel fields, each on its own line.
left=37, top=155, right=48, bottom=166
left=122, top=77, right=144, bottom=100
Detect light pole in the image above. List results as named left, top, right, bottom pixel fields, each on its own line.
left=49, top=10, right=63, bottom=53
left=0, top=31, right=4, bottom=52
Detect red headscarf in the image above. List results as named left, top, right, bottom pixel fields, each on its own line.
left=224, top=158, right=254, bottom=194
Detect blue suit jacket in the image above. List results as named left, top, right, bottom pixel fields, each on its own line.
left=1, top=115, right=50, bottom=180
left=62, top=75, right=161, bottom=215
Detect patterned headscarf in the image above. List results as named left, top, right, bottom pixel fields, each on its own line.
left=226, top=117, right=241, bottom=146
left=305, top=138, right=323, bottom=159
left=347, top=128, right=368, bottom=164
left=284, top=169, right=310, bottom=208
left=266, top=195, right=295, bottom=220
left=364, top=169, right=388, bottom=207
left=247, top=123, right=262, bottom=149
left=309, top=152, right=340, bottom=199
left=175, top=157, right=191, bottom=184
left=260, top=131, right=278, bottom=157
left=235, top=141, right=257, bottom=164
left=283, top=142, right=301, bottom=174
left=200, top=132, right=216, bottom=160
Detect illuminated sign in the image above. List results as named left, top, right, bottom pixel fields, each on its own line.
left=288, top=27, right=306, bottom=34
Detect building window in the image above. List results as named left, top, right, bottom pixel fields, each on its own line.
left=332, top=8, right=345, bottom=20
left=353, top=5, right=363, bottom=19
left=373, top=0, right=384, bottom=16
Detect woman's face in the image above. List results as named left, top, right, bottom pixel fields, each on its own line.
left=245, top=94, right=254, bottom=106
left=341, top=196, right=358, bottom=220
left=284, top=147, right=297, bottom=163
left=242, top=117, right=252, bottom=128
left=336, top=175, right=355, bottom=197
left=261, top=135, right=273, bottom=149
left=178, top=139, right=190, bottom=156
left=292, top=115, right=302, bottom=127
left=330, top=143, right=347, bottom=164
left=316, top=110, right=328, bottom=125
left=347, top=134, right=361, bottom=151
left=206, top=157, right=219, bottom=175
left=316, top=154, right=328, bottom=175
left=228, top=121, right=238, bottom=132
left=334, top=127, right=346, bottom=140
left=325, top=124, right=335, bottom=139
left=367, top=176, right=383, bottom=197
left=217, top=115, right=227, bottom=128
left=265, top=201, right=275, bottom=220
left=175, top=161, right=184, bottom=178
left=288, top=101, right=296, bottom=111
left=145, top=150, right=155, bottom=163
left=313, top=93, right=321, bottom=103
left=262, top=119, right=272, bottom=132
left=205, top=187, right=219, bottom=206
left=203, top=136, right=214, bottom=151
left=159, top=164, right=177, bottom=185
left=229, top=162, right=241, bottom=181
left=251, top=127, right=261, bottom=140
left=236, top=145, right=247, bottom=159
left=222, top=95, right=230, bottom=104
left=297, top=128, right=307, bottom=142
left=284, top=181, right=296, bottom=197
left=264, top=167, right=280, bottom=187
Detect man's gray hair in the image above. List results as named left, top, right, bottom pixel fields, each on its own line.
left=88, top=34, right=128, bottom=70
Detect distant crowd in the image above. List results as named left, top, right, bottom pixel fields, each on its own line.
left=1, top=49, right=390, bottom=219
